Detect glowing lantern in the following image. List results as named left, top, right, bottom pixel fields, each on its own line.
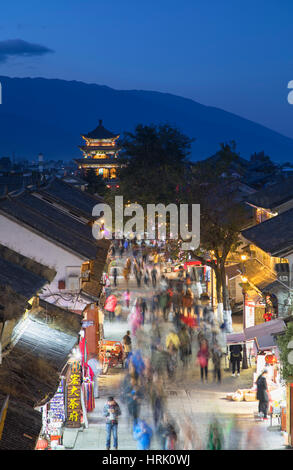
left=36, top=438, right=48, bottom=450
left=265, top=354, right=277, bottom=365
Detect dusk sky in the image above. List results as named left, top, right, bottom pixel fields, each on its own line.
left=1, top=0, right=293, bottom=140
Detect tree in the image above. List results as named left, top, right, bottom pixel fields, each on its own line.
left=83, top=169, right=109, bottom=197
left=186, top=143, right=248, bottom=331
left=118, top=123, right=193, bottom=206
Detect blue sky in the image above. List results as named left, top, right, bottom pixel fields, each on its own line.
left=1, top=0, right=293, bottom=139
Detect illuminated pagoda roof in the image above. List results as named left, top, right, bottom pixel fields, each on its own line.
left=79, top=145, right=118, bottom=153
left=82, top=119, right=119, bottom=141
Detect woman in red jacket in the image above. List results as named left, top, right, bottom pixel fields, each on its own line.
left=104, top=294, right=117, bottom=322
left=197, top=339, right=209, bottom=382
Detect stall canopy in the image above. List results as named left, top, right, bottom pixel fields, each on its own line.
left=226, top=332, right=245, bottom=344
left=227, top=318, right=286, bottom=348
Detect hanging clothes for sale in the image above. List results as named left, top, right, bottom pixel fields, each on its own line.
left=82, top=378, right=95, bottom=412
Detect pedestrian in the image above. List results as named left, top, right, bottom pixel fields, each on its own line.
left=103, top=396, right=121, bottom=450
left=165, top=329, right=180, bottom=354
left=136, top=269, right=142, bottom=288
left=144, top=269, right=150, bottom=287
left=178, top=325, right=191, bottom=367
left=182, top=288, right=193, bottom=317
left=114, top=301, right=122, bottom=321
left=87, top=353, right=101, bottom=398
left=207, top=418, right=223, bottom=450
left=124, top=289, right=131, bottom=309
left=133, top=418, right=153, bottom=450
left=229, top=344, right=242, bottom=377
left=113, top=267, right=118, bottom=287
left=140, top=297, right=147, bottom=325
left=123, top=267, right=130, bottom=286
left=256, top=369, right=270, bottom=420
left=104, top=275, right=111, bottom=299
left=126, top=379, right=143, bottom=425
left=211, top=343, right=223, bottom=383
left=119, top=245, right=124, bottom=258
left=197, top=338, right=209, bottom=382
left=159, top=290, right=169, bottom=321
left=122, top=330, right=132, bottom=363
left=149, top=374, right=165, bottom=424
left=128, top=299, right=143, bottom=337
left=151, top=267, right=157, bottom=288
left=104, top=293, right=117, bottom=322
left=157, top=413, right=178, bottom=450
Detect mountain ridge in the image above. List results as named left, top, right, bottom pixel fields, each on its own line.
left=0, top=75, right=292, bottom=163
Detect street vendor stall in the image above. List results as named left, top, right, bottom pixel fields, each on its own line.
left=226, top=320, right=287, bottom=429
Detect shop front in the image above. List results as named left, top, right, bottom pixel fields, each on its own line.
left=37, top=339, right=98, bottom=450
left=226, top=319, right=287, bottom=430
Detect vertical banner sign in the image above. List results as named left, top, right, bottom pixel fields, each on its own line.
left=66, top=361, right=81, bottom=428
left=245, top=300, right=255, bottom=328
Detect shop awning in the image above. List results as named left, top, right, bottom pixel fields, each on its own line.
left=226, top=332, right=245, bottom=344
left=244, top=318, right=286, bottom=342
left=254, top=334, right=278, bottom=351
left=227, top=319, right=285, bottom=349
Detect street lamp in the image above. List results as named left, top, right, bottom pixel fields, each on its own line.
left=242, top=290, right=249, bottom=369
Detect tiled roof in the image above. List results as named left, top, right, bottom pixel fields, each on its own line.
left=82, top=120, right=119, bottom=140
left=35, top=177, right=103, bottom=217
left=0, top=395, right=42, bottom=450
left=0, top=301, right=81, bottom=407
left=0, top=191, right=100, bottom=260
left=242, top=209, right=293, bottom=257
left=245, top=176, right=293, bottom=210
left=0, top=256, right=47, bottom=298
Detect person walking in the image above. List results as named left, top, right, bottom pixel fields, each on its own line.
left=122, top=330, right=132, bottom=364
left=133, top=418, right=153, bottom=450
left=103, top=396, right=121, bottom=450
left=197, top=339, right=209, bottom=382
left=211, top=343, right=223, bottom=384
left=151, top=267, right=158, bottom=288
left=113, top=267, right=118, bottom=287
left=140, top=298, right=147, bottom=325
left=104, top=293, right=117, bottom=322
left=256, top=369, right=270, bottom=420
left=159, top=290, right=169, bottom=321
left=178, top=325, right=191, bottom=367
left=144, top=269, right=150, bottom=287
left=136, top=269, right=142, bottom=288
left=87, top=353, right=101, bottom=398
left=124, top=289, right=131, bottom=309
left=229, top=344, right=242, bottom=377
left=114, top=301, right=122, bottom=321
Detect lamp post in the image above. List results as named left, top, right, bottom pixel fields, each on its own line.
left=242, top=290, right=248, bottom=369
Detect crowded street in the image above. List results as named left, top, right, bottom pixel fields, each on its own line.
left=73, top=241, right=285, bottom=451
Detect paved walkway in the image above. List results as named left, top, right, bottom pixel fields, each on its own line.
left=74, top=251, right=286, bottom=450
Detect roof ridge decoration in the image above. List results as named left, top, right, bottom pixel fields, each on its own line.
left=81, top=119, right=119, bottom=141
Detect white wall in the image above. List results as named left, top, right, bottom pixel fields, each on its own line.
left=0, top=214, right=86, bottom=300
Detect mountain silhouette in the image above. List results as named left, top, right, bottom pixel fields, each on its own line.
left=0, top=75, right=292, bottom=163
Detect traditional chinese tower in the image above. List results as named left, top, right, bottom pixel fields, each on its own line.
left=75, top=120, right=120, bottom=185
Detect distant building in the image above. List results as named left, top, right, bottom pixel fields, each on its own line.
left=75, top=119, right=121, bottom=187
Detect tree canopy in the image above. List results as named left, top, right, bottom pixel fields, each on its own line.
left=118, top=123, right=193, bottom=205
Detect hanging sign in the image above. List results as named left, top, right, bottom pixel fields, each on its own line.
left=245, top=300, right=255, bottom=328
left=65, top=361, right=81, bottom=428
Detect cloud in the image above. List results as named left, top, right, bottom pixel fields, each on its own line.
left=0, top=39, right=54, bottom=63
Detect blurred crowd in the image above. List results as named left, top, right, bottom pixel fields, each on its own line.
left=99, top=238, right=262, bottom=450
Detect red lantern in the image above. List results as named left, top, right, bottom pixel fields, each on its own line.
left=265, top=354, right=277, bottom=365
left=36, top=438, right=48, bottom=450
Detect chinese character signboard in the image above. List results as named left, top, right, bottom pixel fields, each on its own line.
left=65, top=361, right=81, bottom=428
left=245, top=300, right=255, bottom=328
